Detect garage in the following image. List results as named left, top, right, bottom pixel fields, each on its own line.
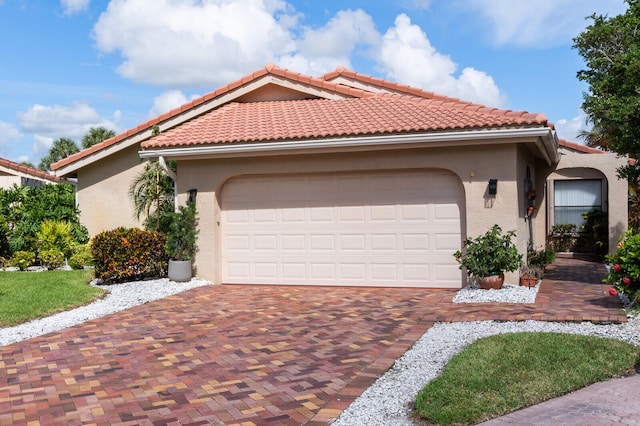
left=221, top=169, right=464, bottom=288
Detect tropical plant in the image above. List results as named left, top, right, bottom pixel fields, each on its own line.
left=164, top=201, right=198, bottom=261
left=129, top=160, right=175, bottom=232
left=39, top=249, right=65, bottom=270
left=36, top=219, right=75, bottom=258
left=38, top=137, right=79, bottom=171
left=605, top=229, right=640, bottom=308
left=68, top=244, right=93, bottom=269
left=91, top=227, right=168, bottom=283
left=10, top=251, right=36, bottom=270
left=81, top=126, right=116, bottom=149
left=0, top=183, right=88, bottom=254
left=573, top=0, right=640, bottom=180
left=454, top=225, right=523, bottom=278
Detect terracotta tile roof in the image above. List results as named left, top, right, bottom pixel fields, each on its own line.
left=51, top=64, right=370, bottom=171
left=53, top=63, right=551, bottom=170
left=558, top=138, right=605, bottom=154
left=0, top=157, right=62, bottom=182
left=142, top=94, right=548, bottom=149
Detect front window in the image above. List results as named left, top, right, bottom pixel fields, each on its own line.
left=554, top=179, right=602, bottom=227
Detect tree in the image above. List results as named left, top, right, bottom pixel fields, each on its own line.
left=81, top=126, right=116, bottom=149
left=128, top=160, right=175, bottom=232
left=573, top=0, right=640, bottom=179
left=38, top=138, right=79, bottom=171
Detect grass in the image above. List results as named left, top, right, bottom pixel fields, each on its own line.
left=0, top=269, right=105, bottom=327
left=415, top=332, right=640, bottom=425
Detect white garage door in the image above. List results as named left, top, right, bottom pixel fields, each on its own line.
left=221, top=170, right=463, bottom=288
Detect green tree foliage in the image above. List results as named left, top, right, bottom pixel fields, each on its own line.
left=573, top=0, right=640, bottom=179
left=0, top=183, right=88, bottom=256
left=38, top=137, right=80, bottom=171
left=81, top=126, right=116, bottom=149
left=129, top=160, right=176, bottom=232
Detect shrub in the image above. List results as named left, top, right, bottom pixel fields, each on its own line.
left=164, top=201, right=198, bottom=261
left=68, top=244, right=93, bottom=269
left=605, top=229, right=640, bottom=308
left=36, top=219, right=75, bottom=258
left=548, top=224, right=577, bottom=252
left=10, top=251, right=36, bottom=270
left=39, top=249, right=65, bottom=270
left=454, top=225, right=523, bottom=278
left=91, top=227, right=168, bottom=283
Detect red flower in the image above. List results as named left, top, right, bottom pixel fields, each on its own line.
left=613, top=264, right=621, bottom=272
left=609, top=288, right=618, bottom=296
left=623, top=277, right=631, bottom=285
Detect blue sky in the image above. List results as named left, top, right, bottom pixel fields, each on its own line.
left=0, top=0, right=629, bottom=167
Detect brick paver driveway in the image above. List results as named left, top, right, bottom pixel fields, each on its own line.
left=0, top=257, right=625, bottom=425
left=0, top=285, right=447, bottom=425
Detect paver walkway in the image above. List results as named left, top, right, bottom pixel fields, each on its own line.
left=0, top=256, right=628, bottom=425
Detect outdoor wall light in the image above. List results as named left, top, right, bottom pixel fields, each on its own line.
left=187, top=188, right=198, bottom=203
left=488, top=179, right=498, bottom=195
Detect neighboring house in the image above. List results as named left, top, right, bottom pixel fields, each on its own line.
left=0, top=157, right=62, bottom=189
left=52, top=64, right=628, bottom=288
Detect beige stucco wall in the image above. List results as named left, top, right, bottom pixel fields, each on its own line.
left=76, top=144, right=146, bottom=237
left=544, top=151, right=628, bottom=254
left=0, top=173, right=21, bottom=189
left=176, top=143, right=537, bottom=285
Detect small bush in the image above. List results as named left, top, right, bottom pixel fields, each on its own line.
left=10, top=251, right=36, bottom=270
left=548, top=224, right=577, bottom=252
left=68, top=244, right=93, bottom=269
left=39, top=249, right=65, bottom=270
left=91, top=227, right=168, bottom=283
left=605, top=229, right=640, bottom=307
left=36, top=219, right=75, bottom=258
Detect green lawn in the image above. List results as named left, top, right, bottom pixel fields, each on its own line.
left=0, top=269, right=105, bottom=327
left=415, top=332, right=640, bottom=425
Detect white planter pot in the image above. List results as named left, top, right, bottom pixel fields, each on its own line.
left=168, top=260, right=192, bottom=282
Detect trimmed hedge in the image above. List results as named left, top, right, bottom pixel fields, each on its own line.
left=91, top=227, right=168, bottom=283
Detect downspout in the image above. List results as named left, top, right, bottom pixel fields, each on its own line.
left=158, top=156, right=178, bottom=211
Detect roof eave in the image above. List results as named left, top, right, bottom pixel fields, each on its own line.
left=140, top=127, right=559, bottom=165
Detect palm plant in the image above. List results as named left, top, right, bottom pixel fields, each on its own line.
left=128, top=161, right=175, bottom=232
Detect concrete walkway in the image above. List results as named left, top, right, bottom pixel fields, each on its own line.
left=0, top=256, right=635, bottom=425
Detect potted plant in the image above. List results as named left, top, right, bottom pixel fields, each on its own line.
left=165, top=201, right=198, bottom=282
left=454, top=224, right=523, bottom=289
left=520, top=248, right=555, bottom=287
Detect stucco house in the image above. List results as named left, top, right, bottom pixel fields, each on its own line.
left=0, top=157, right=62, bottom=189
left=52, top=64, right=628, bottom=288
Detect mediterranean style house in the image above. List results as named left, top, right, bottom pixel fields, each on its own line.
left=52, top=64, right=628, bottom=287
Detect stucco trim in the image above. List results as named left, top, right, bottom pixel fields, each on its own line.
left=140, top=127, right=559, bottom=164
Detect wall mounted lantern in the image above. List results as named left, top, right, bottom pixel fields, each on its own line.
left=488, top=179, right=498, bottom=195
left=187, top=188, right=198, bottom=203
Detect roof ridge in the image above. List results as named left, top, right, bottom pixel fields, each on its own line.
left=52, top=64, right=373, bottom=171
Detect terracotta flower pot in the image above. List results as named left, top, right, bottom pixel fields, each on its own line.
left=519, top=273, right=538, bottom=288
left=479, top=273, right=504, bottom=289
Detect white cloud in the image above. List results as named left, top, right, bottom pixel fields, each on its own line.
left=148, top=90, right=199, bottom=117
left=90, top=2, right=506, bottom=107
left=555, top=109, right=590, bottom=142
left=0, top=121, right=24, bottom=156
left=377, top=14, right=505, bottom=107
left=61, top=0, right=90, bottom=15
left=16, top=102, right=118, bottom=145
left=278, top=9, right=380, bottom=76
left=92, top=0, right=297, bottom=87
left=463, top=0, right=628, bottom=48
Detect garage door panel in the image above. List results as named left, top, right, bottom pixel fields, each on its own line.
left=221, top=170, right=463, bottom=288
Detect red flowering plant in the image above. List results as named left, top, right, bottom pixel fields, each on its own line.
left=604, top=230, right=640, bottom=308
